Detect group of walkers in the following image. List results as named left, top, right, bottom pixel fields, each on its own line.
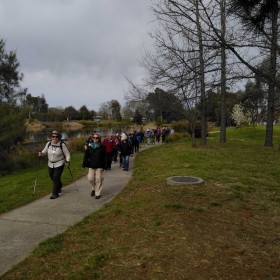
left=38, top=127, right=172, bottom=200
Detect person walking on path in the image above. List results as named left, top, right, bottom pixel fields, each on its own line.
left=83, top=133, right=106, bottom=199
left=102, top=135, right=113, bottom=170
left=145, top=128, right=151, bottom=145
left=38, top=130, right=71, bottom=199
left=156, top=127, right=161, bottom=143
left=112, top=133, right=119, bottom=163
left=133, top=130, right=140, bottom=153
left=118, top=134, right=133, bottom=171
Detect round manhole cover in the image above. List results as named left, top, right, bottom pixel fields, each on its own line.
left=166, top=176, right=204, bottom=186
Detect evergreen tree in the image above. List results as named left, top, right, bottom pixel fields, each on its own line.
left=110, top=100, right=122, bottom=121
left=64, top=106, right=79, bottom=120
left=79, top=105, right=90, bottom=120
left=0, top=39, right=26, bottom=156
left=0, top=39, right=24, bottom=105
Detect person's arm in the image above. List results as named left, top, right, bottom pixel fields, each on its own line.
left=38, top=142, right=49, bottom=156
left=62, top=143, right=71, bottom=164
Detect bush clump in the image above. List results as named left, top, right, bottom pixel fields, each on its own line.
left=0, top=146, right=37, bottom=176
left=171, top=121, right=188, bottom=133
left=166, top=132, right=185, bottom=143
left=68, top=137, right=87, bottom=153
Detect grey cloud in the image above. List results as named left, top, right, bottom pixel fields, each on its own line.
left=0, top=0, right=153, bottom=110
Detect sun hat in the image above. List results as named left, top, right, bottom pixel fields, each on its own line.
left=50, top=130, right=62, bottom=139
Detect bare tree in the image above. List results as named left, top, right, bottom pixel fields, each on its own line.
left=123, top=76, right=149, bottom=103
left=141, top=0, right=228, bottom=145
left=98, top=102, right=111, bottom=120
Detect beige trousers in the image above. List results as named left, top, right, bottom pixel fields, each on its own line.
left=87, top=168, right=104, bottom=196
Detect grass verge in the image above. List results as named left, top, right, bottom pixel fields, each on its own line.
left=0, top=152, right=86, bottom=214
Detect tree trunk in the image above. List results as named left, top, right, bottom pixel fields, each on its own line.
left=195, top=0, right=207, bottom=145
left=220, top=0, right=227, bottom=143
left=264, top=8, right=278, bottom=147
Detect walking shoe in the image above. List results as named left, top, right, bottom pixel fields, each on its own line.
left=50, top=194, right=59, bottom=199
left=95, top=195, right=101, bottom=199
left=91, top=190, right=95, bottom=197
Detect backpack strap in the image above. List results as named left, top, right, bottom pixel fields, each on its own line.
left=48, top=140, right=66, bottom=159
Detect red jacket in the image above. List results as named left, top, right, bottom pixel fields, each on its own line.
left=102, top=138, right=113, bottom=153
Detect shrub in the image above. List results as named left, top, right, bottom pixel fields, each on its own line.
left=0, top=146, right=38, bottom=175
left=166, top=132, right=185, bottom=143
left=171, top=121, right=188, bottom=133
left=68, top=137, right=87, bottom=153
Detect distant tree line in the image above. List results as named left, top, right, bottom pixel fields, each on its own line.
left=123, top=79, right=274, bottom=129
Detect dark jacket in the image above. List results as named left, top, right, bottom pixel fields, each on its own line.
left=118, top=141, right=132, bottom=156
left=82, top=144, right=106, bottom=169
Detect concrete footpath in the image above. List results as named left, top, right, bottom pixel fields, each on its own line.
left=0, top=150, right=141, bottom=276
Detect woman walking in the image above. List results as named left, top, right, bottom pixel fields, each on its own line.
left=39, top=130, right=71, bottom=199
left=102, top=135, right=113, bottom=170
left=118, top=135, right=132, bottom=171
left=83, top=133, right=106, bottom=199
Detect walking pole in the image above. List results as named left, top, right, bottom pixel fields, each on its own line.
left=67, top=164, right=78, bottom=191
left=33, top=156, right=41, bottom=196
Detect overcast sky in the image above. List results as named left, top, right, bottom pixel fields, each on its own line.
left=0, top=0, right=154, bottom=111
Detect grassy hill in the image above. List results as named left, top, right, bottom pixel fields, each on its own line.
left=2, top=126, right=280, bottom=279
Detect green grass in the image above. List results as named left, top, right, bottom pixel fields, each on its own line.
left=2, top=125, right=280, bottom=279
left=0, top=152, right=86, bottom=214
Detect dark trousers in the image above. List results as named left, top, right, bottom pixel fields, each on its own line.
left=119, top=154, right=123, bottom=167
left=105, top=152, right=113, bottom=169
left=48, top=164, right=64, bottom=195
left=112, top=148, right=118, bottom=162
left=134, top=142, right=139, bottom=153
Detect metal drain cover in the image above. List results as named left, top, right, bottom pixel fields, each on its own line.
left=167, top=176, right=204, bottom=186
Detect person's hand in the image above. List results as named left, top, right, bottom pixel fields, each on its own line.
left=38, top=152, right=42, bottom=157
left=65, top=161, right=70, bottom=166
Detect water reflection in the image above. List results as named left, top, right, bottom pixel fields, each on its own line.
left=24, top=127, right=122, bottom=150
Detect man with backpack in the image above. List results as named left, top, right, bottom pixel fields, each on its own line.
left=39, top=130, right=71, bottom=199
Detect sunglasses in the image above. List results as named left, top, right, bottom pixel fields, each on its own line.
left=52, top=136, right=59, bottom=138
left=92, top=136, right=99, bottom=139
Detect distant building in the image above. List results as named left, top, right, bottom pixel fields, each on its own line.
left=93, top=116, right=102, bottom=122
